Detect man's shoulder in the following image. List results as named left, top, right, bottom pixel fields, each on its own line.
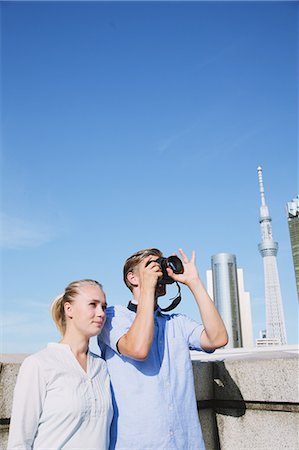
left=99, top=304, right=133, bottom=348
left=106, top=304, right=130, bottom=318
left=104, top=304, right=134, bottom=329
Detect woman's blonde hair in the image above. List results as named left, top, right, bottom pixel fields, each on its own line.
left=51, top=279, right=103, bottom=336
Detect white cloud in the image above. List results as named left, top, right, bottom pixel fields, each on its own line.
left=0, top=213, right=53, bottom=249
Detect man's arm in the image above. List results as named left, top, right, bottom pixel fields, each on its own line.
left=117, top=257, right=162, bottom=360
left=167, top=248, right=228, bottom=351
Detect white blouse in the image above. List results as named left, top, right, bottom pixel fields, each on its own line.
left=7, top=343, right=113, bottom=450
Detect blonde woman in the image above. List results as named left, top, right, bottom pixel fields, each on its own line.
left=7, top=279, right=113, bottom=450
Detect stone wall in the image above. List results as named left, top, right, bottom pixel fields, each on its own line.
left=192, top=350, right=299, bottom=450
left=1, top=351, right=298, bottom=450
left=0, top=357, right=24, bottom=450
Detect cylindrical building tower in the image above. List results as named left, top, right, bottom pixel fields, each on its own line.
left=257, top=166, right=287, bottom=344
left=210, top=253, right=243, bottom=348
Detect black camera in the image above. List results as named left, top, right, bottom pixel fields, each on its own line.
left=147, top=256, right=184, bottom=285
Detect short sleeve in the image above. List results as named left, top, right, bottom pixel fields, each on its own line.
left=7, top=355, right=46, bottom=450
left=98, top=306, right=132, bottom=354
left=181, top=314, right=216, bottom=353
left=176, top=314, right=204, bottom=351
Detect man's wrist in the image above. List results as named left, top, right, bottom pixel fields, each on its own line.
left=138, top=287, right=156, bottom=304
left=186, top=276, right=202, bottom=291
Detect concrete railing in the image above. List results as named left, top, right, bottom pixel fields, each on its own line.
left=1, top=347, right=298, bottom=450
left=192, top=346, right=299, bottom=449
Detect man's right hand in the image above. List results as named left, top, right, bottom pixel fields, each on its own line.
left=139, top=256, right=163, bottom=292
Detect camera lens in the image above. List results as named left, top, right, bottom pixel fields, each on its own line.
left=167, top=256, right=184, bottom=275
left=145, top=255, right=184, bottom=284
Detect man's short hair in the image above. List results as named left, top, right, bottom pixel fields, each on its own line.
left=123, top=248, right=163, bottom=291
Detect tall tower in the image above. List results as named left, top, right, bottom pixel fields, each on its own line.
left=286, top=196, right=299, bottom=299
left=257, top=166, right=287, bottom=344
left=208, top=253, right=243, bottom=348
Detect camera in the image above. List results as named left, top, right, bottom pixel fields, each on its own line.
left=147, top=256, right=184, bottom=285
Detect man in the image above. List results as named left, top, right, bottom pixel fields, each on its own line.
left=98, top=248, right=228, bottom=450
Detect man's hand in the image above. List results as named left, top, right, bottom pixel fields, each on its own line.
left=166, top=248, right=200, bottom=288
left=139, top=256, right=163, bottom=292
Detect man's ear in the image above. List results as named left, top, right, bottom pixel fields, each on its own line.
left=64, top=302, right=73, bottom=319
left=127, top=271, right=138, bottom=287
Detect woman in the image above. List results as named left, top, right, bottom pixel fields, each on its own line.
left=7, top=279, right=113, bottom=450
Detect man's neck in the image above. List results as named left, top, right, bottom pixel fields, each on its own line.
left=131, top=296, right=159, bottom=306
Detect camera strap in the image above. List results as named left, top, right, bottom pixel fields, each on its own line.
left=160, top=282, right=182, bottom=312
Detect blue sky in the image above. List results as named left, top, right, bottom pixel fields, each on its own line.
left=1, top=1, right=298, bottom=353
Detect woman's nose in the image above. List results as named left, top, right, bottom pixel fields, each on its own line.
left=97, top=306, right=105, bottom=316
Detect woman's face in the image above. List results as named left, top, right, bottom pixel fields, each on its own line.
left=67, top=284, right=107, bottom=338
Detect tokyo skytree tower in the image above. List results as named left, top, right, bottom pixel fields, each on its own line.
left=257, top=166, right=287, bottom=344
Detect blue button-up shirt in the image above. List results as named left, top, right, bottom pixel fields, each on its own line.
left=98, top=304, right=207, bottom=450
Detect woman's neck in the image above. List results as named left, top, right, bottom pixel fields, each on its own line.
left=60, top=332, right=89, bottom=357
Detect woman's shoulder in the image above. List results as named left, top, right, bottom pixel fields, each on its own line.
left=17, top=347, right=51, bottom=379
left=21, top=346, right=48, bottom=364
left=21, top=345, right=67, bottom=370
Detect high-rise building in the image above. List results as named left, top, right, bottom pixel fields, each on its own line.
left=207, top=254, right=253, bottom=349
left=207, top=253, right=242, bottom=349
left=257, top=166, right=287, bottom=344
left=286, top=196, right=299, bottom=299
left=236, top=268, right=254, bottom=348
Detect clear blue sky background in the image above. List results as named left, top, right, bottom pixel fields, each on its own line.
left=1, top=1, right=298, bottom=353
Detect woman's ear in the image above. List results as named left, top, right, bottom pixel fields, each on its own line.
left=127, top=271, right=138, bottom=288
left=64, top=302, right=73, bottom=319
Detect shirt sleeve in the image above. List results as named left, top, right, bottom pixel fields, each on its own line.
left=98, top=306, right=132, bottom=354
left=177, top=314, right=214, bottom=352
left=7, top=355, right=46, bottom=450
